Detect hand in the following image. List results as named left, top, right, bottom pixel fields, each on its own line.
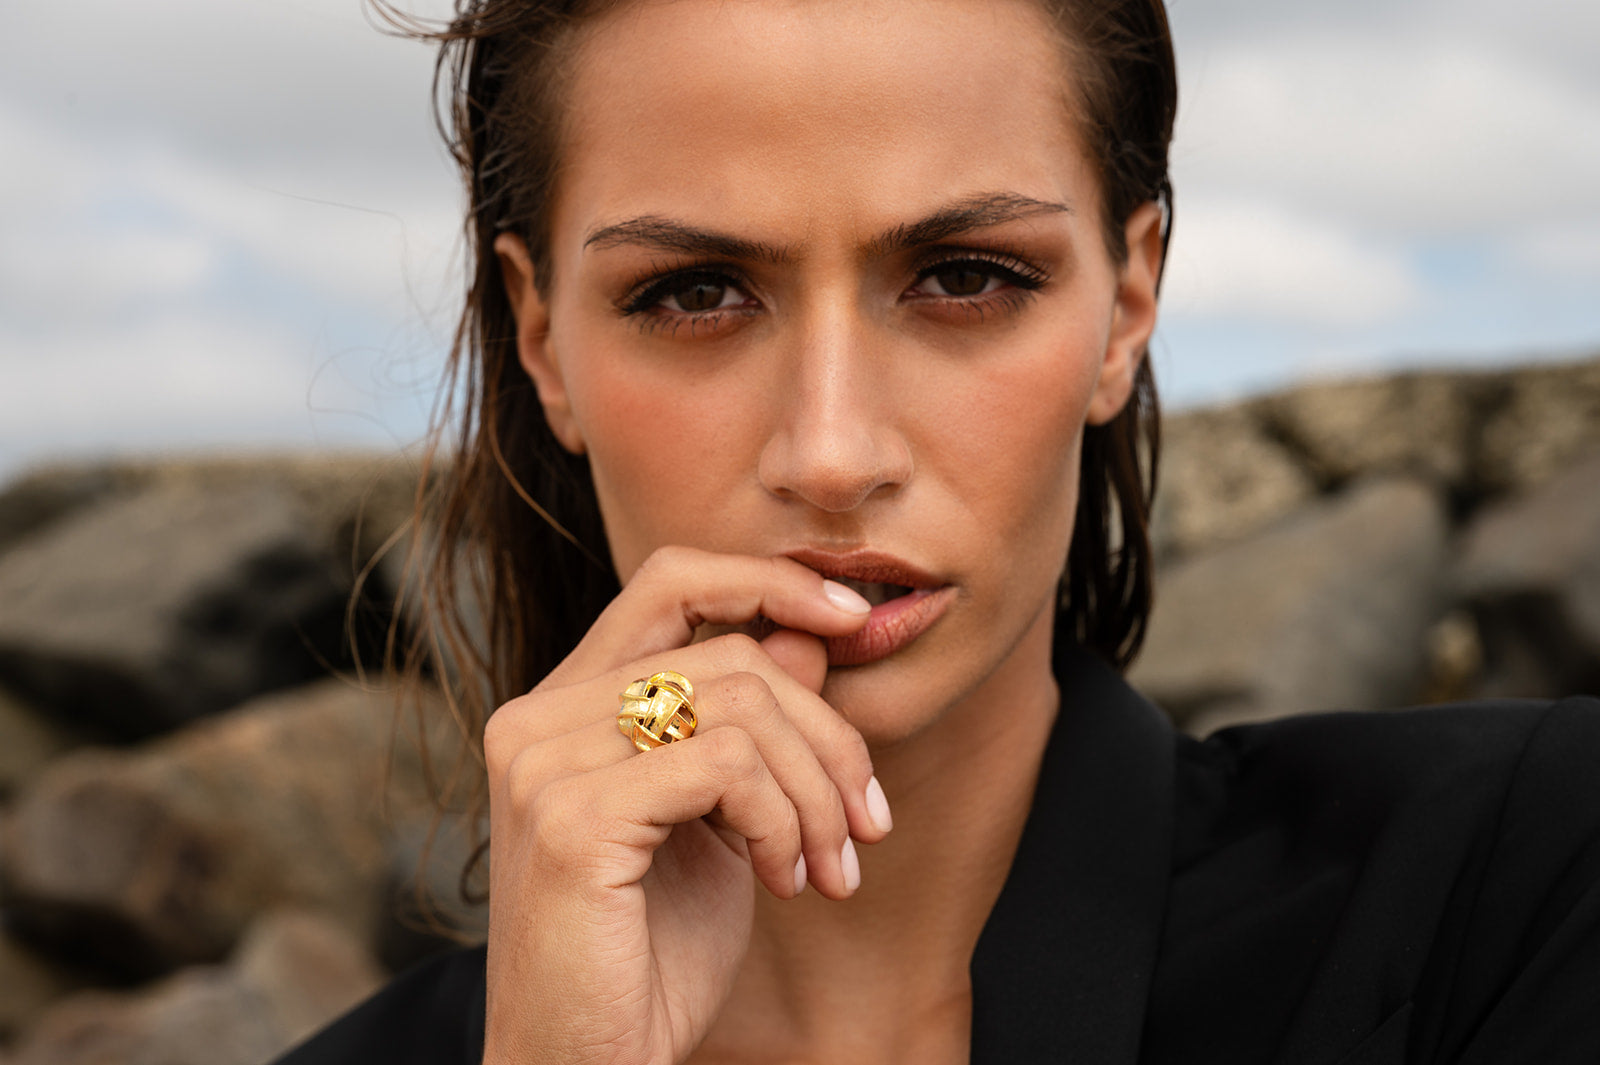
left=480, top=546, right=891, bottom=1065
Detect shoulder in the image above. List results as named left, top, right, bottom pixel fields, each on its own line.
left=1155, top=694, right=1600, bottom=1064
left=269, top=944, right=486, bottom=1065
left=1178, top=694, right=1600, bottom=850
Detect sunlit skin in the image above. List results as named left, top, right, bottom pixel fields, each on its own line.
left=491, top=0, right=1163, bottom=1061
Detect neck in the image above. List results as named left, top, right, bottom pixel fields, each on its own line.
left=699, top=609, right=1062, bottom=1064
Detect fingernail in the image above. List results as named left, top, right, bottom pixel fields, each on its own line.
left=865, top=775, right=893, bottom=834
left=793, top=854, right=808, bottom=896
left=841, top=838, right=861, bottom=893
left=823, top=579, right=871, bottom=615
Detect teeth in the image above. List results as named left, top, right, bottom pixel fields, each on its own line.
left=834, top=577, right=913, bottom=607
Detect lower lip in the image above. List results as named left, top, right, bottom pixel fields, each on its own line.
left=825, top=586, right=955, bottom=667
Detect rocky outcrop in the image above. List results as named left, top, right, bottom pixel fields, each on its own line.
left=8, top=909, right=382, bottom=1065
left=0, top=455, right=420, bottom=739
left=1452, top=449, right=1600, bottom=699
left=0, top=687, right=74, bottom=800
left=0, top=484, right=350, bottom=738
left=1132, top=476, right=1450, bottom=733
left=1, top=680, right=454, bottom=977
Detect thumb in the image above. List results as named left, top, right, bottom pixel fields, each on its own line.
left=759, top=627, right=827, bottom=694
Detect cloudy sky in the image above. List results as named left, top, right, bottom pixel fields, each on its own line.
left=2, top=0, right=1597, bottom=481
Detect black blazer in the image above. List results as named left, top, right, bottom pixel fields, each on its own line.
left=276, top=641, right=1600, bottom=1064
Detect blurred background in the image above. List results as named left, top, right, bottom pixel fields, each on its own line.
left=1, top=0, right=1598, bottom=479
left=1, top=2, right=1597, bottom=1063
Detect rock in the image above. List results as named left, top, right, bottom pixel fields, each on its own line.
left=1129, top=476, right=1450, bottom=734
left=1248, top=369, right=1494, bottom=493
left=0, top=453, right=422, bottom=571
left=1, top=680, right=446, bottom=975
left=0, top=468, right=123, bottom=558
left=1413, top=608, right=1487, bottom=706
left=1151, top=405, right=1317, bottom=560
left=1452, top=447, right=1600, bottom=699
left=0, top=687, right=76, bottom=799
left=0, top=927, right=85, bottom=1047
left=8, top=974, right=275, bottom=1065
left=0, top=483, right=351, bottom=737
left=10, top=909, right=382, bottom=1065
left=1475, top=357, right=1600, bottom=497
left=230, top=908, right=386, bottom=1050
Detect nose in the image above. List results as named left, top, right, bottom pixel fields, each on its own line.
left=757, top=308, right=912, bottom=513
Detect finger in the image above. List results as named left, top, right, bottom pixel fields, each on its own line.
left=545, top=728, right=809, bottom=900
left=694, top=672, right=859, bottom=899
left=545, top=547, right=869, bottom=689
left=581, top=635, right=887, bottom=847
left=496, top=665, right=873, bottom=898
left=760, top=627, right=827, bottom=695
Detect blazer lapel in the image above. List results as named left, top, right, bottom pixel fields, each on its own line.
left=969, top=638, right=1177, bottom=1064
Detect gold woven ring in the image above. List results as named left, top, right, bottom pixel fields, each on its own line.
left=617, top=670, right=698, bottom=752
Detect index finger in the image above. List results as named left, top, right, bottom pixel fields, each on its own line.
left=543, top=546, right=869, bottom=690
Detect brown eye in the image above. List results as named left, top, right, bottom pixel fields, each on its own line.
left=671, top=280, right=729, bottom=312
left=932, top=266, right=991, bottom=296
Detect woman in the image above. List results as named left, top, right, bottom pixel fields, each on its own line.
left=280, top=0, right=1600, bottom=1062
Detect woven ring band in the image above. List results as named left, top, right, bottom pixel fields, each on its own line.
left=617, top=670, right=698, bottom=752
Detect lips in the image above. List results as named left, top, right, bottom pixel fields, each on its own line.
left=782, top=548, right=955, bottom=666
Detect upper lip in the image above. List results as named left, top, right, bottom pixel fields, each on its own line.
left=783, top=547, right=944, bottom=590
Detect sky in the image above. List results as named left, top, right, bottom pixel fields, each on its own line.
left=1, top=0, right=1597, bottom=482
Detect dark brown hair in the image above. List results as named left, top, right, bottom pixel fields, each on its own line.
left=375, top=0, right=1175, bottom=893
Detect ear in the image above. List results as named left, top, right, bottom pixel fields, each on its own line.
left=1085, top=200, right=1164, bottom=426
left=494, top=232, right=586, bottom=454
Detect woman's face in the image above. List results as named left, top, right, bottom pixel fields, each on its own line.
left=501, top=0, right=1162, bottom=744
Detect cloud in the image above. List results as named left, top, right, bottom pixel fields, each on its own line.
left=0, top=0, right=459, bottom=200
left=1506, top=216, right=1600, bottom=279
left=1173, top=34, right=1600, bottom=234
left=1161, top=199, right=1422, bottom=326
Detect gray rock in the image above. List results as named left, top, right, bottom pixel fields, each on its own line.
left=0, top=468, right=123, bottom=558
left=230, top=908, right=386, bottom=1050
left=1130, top=476, right=1450, bottom=734
left=1453, top=448, right=1600, bottom=698
left=0, top=686, right=76, bottom=799
left=1151, top=405, right=1317, bottom=560
left=0, top=483, right=350, bottom=737
left=1248, top=369, right=1494, bottom=492
left=10, top=909, right=381, bottom=1065
left=1, top=680, right=444, bottom=975
left=1476, top=357, right=1600, bottom=497
left=0, top=929, right=85, bottom=1047
left=0, top=453, right=422, bottom=573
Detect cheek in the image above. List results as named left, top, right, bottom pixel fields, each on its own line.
left=918, top=318, right=1105, bottom=546
left=565, top=347, right=762, bottom=576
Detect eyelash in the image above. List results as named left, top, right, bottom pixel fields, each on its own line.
left=618, top=265, right=758, bottom=337
left=616, top=248, right=1050, bottom=336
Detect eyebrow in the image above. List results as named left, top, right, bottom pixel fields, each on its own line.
left=582, top=192, right=1071, bottom=263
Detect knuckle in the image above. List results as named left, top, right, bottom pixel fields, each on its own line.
left=637, top=544, right=698, bottom=583
left=482, top=691, right=556, bottom=777
left=481, top=702, right=523, bottom=777
left=702, top=726, right=763, bottom=783
left=711, top=671, right=777, bottom=722
left=702, top=631, right=765, bottom=674
left=525, top=777, right=585, bottom=856
left=821, top=716, right=873, bottom=780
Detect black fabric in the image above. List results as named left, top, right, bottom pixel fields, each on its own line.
left=274, top=642, right=1600, bottom=1063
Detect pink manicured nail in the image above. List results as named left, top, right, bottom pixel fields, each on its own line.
left=841, top=838, right=861, bottom=893
left=794, top=854, right=808, bottom=896
left=865, top=776, right=893, bottom=833
left=823, top=579, right=871, bottom=615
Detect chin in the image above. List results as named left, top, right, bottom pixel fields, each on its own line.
left=820, top=651, right=968, bottom=751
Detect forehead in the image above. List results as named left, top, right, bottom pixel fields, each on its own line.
left=555, top=0, right=1090, bottom=250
